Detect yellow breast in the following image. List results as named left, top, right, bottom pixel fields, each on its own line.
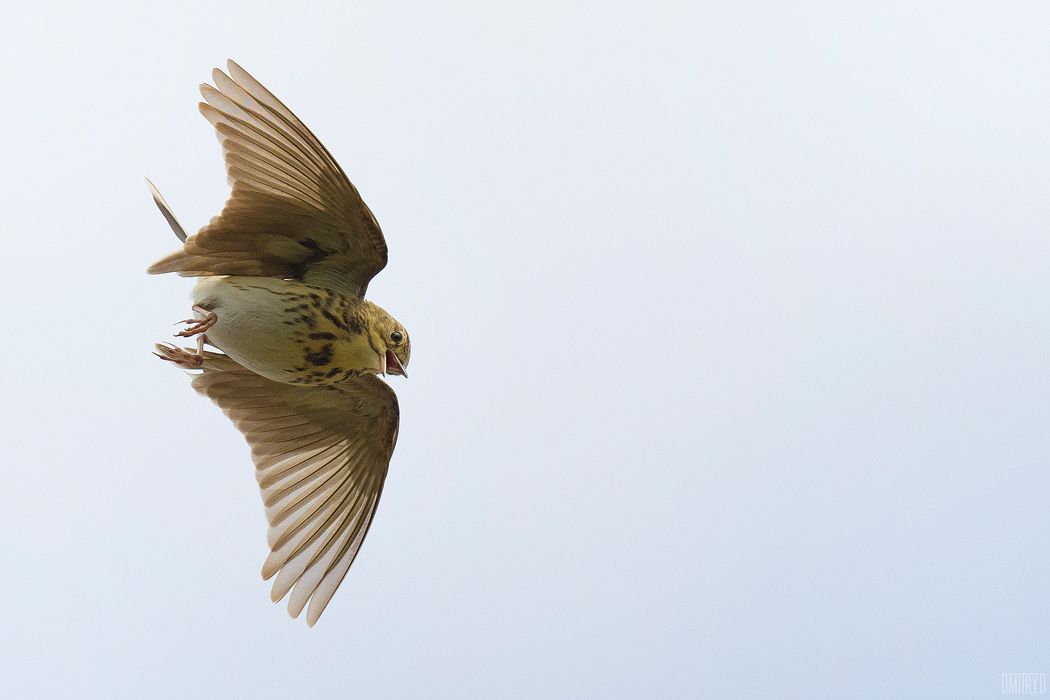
left=192, top=276, right=380, bottom=386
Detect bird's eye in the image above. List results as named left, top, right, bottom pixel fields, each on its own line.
left=390, top=330, right=403, bottom=344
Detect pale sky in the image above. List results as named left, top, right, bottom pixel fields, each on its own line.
left=2, top=1, right=1049, bottom=697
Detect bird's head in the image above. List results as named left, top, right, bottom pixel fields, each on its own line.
left=365, top=303, right=411, bottom=378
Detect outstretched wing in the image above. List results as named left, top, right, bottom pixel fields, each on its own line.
left=192, top=352, right=400, bottom=625
left=148, top=60, right=388, bottom=299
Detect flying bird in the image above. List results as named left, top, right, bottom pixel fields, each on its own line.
left=147, top=60, right=409, bottom=626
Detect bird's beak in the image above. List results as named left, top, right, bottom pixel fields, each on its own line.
left=383, top=349, right=408, bottom=378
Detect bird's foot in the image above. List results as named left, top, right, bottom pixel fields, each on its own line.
left=154, top=338, right=205, bottom=369
left=175, top=305, right=217, bottom=337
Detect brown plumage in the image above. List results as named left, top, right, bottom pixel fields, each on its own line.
left=148, top=60, right=411, bottom=625
left=192, top=352, right=399, bottom=626
left=148, top=60, right=388, bottom=299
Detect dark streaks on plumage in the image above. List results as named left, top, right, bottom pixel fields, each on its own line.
left=341, top=311, right=364, bottom=334
left=305, top=344, right=334, bottom=366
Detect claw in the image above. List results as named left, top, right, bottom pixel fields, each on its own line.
left=175, top=305, right=217, bottom=338
left=153, top=342, right=204, bottom=369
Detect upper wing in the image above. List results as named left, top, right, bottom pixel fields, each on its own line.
left=191, top=352, right=400, bottom=625
left=148, top=60, right=388, bottom=299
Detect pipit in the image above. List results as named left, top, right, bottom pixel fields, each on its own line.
left=148, top=60, right=410, bottom=626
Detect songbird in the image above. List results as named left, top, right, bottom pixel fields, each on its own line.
left=147, top=60, right=409, bottom=626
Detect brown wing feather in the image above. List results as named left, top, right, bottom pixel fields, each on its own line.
left=191, top=351, right=399, bottom=625
left=148, top=60, right=388, bottom=298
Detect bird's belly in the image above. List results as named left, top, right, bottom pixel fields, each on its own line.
left=192, top=276, right=379, bottom=385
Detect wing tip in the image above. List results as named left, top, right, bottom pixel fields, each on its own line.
left=261, top=560, right=280, bottom=581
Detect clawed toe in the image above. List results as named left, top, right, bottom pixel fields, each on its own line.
left=174, top=305, right=218, bottom=338
left=154, top=342, right=204, bottom=369
left=175, top=321, right=210, bottom=337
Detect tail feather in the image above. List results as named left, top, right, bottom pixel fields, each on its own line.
left=145, top=178, right=188, bottom=242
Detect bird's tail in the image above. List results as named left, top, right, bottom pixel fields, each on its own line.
left=145, top=178, right=188, bottom=242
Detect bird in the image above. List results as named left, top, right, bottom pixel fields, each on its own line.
left=146, top=60, right=410, bottom=626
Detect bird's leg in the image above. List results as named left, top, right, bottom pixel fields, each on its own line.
left=153, top=336, right=206, bottom=369
left=175, top=305, right=218, bottom=338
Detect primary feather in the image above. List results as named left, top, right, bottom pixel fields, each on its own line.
left=147, top=59, right=388, bottom=299
left=192, top=352, right=399, bottom=626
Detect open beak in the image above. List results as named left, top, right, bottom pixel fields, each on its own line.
left=384, top=349, right=408, bottom=378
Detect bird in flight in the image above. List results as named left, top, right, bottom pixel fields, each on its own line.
left=147, top=60, right=409, bottom=626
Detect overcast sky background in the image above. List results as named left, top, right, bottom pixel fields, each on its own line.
left=1, top=1, right=1048, bottom=698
